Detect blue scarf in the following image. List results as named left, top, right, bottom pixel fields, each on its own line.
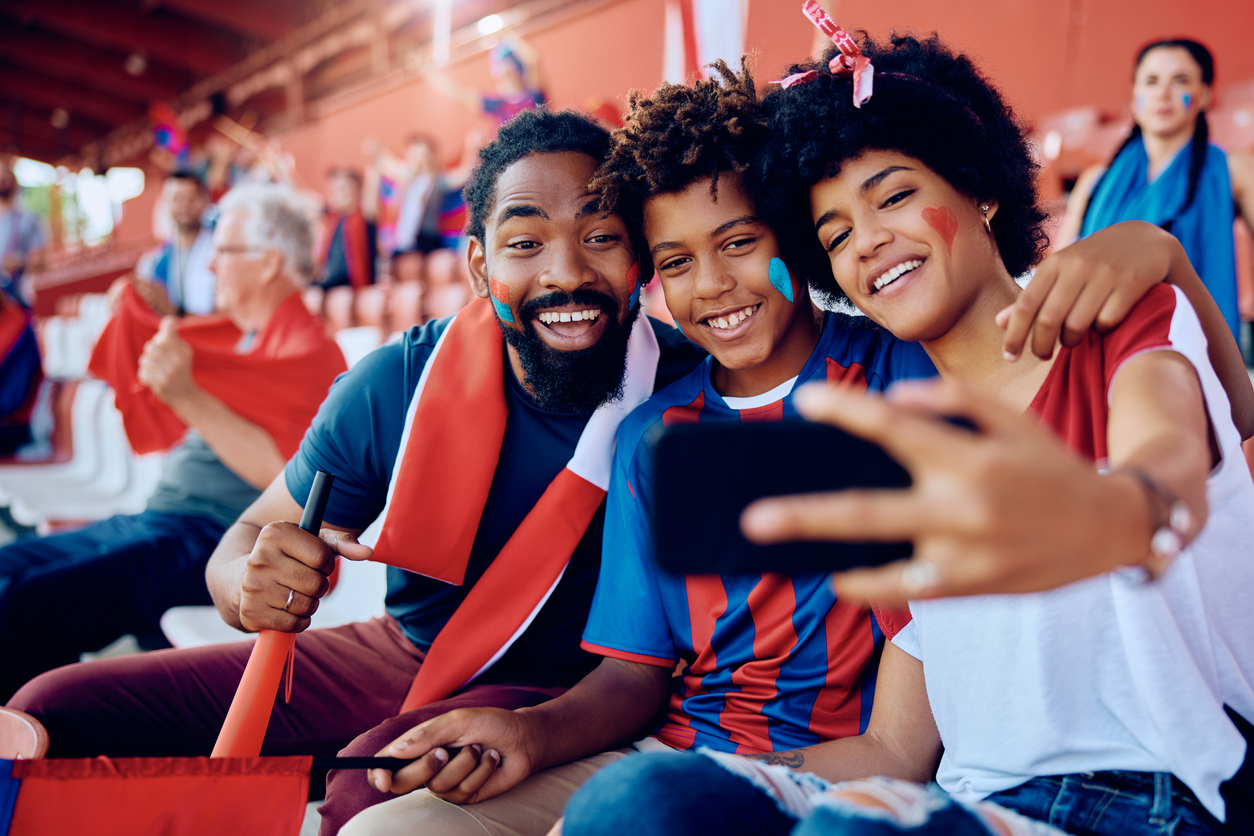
left=1081, top=135, right=1238, bottom=341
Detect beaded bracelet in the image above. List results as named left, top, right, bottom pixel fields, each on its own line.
left=1110, top=466, right=1194, bottom=581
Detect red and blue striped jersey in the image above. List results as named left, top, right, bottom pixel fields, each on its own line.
left=582, top=312, right=937, bottom=754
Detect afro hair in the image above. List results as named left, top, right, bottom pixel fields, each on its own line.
left=462, top=107, right=612, bottom=242
left=590, top=56, right=771, bottom=232
left=752, top=34, right=1050, bottom=302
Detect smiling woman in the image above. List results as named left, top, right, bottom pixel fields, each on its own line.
left=716, top=29, right=1254, bottom=836
left=1057, top=39, right=1254, bottom=345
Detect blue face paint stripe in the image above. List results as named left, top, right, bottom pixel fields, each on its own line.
left=628, top=281, right=642, bottom=311
left=490, top=295, right=514, bottom=323
left=1182, top=92, right=1193, bottom=110
left=769, top=257, right=795, bottom=304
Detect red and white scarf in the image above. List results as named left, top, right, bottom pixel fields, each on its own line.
left=370, top=297, right=660, bottom=710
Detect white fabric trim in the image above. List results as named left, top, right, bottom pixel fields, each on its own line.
left=566, top=313, right=660, bottom=490
left=374, top=316, right=456, bottom=546
left=374, top=310, right=660, bottom=689
left=464, top=564, right=568, bottom=688
left=722, top=376, right=799, bottom=411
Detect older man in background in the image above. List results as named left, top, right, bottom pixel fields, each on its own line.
left=0, top=184, right=345, bottom=701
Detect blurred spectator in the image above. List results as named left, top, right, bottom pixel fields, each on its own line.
left=430, top=38, right=547, bottom=130
left=315, top=168, right=376, bottom=289
left=366, top=135, right=449, bottom=284
left=0, top=184, right=346, bottom=701
left=0, top=289, right=40, bottom=455
left=0, top=160, right=47, bottom=307
left=1058, top=39, right=1254, bottom=344
left=135, top=171, right=216, bottom=316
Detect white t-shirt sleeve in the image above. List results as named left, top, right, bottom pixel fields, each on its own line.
left=890, top=616, right=921, bottom=660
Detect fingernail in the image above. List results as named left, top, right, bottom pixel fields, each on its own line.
left=469, top=744, right=483, bottom=758
left=740, top=503, right=776, bottom=534
left=1003, top=351, right=1018, bottom=362
left=433, top=748, right=449, bottom=763
left=488, top=750, right=501, bottom=766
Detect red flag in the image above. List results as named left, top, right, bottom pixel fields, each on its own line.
left=6, top=756, right=310, bottom=836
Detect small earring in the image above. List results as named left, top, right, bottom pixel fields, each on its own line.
left=980, top=205, right=991, bottom=233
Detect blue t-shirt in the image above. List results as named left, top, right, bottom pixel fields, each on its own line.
left=582, top=312, right=936, bottom=753
left=286, top=315, right=703, bottom=687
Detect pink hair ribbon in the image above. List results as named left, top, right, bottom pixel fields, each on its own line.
left=802, top=0, right=874, bottom=107
left=773, top=70, right=819, bottom=89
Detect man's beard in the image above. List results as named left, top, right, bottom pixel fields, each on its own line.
left=498, top=288, right=639, bottom=414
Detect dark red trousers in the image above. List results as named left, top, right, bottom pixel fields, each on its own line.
left=8, top=616, right=564, bottom=835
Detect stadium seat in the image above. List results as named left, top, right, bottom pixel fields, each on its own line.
left=160, top=516, right=389, bottom=649
left=355, top=284, right=390, bottom=334
left=1210, top=103, right=1254, bottom=153
left=302, top=286, right=325, bottom=319
left=323, top=286, right=355, bottom=333
left=334, top=326, right=384, bottom=368
left=389, top=281, right=423, bottom=334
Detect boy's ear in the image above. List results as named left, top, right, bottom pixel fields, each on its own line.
left=466, top=237, right=490, bottom=299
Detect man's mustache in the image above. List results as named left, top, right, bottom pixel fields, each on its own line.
left=518, top=289, right=619, bottom=322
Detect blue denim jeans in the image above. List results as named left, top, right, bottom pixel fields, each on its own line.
left=987, top=771, right=1223, bottom=836
left=562, top=750, right=796, bottom=836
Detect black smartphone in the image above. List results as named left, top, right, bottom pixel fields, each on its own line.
left=651, top=420, right=913, bottom=575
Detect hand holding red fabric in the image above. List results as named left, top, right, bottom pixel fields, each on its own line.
left=137, top=317, right=198, bottom=406
left=89, top=283, right=346, bottom=457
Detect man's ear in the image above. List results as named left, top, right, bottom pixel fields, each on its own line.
left=466, top=237, right=490, bottom=299
left=260, top=249, right=285, bottom=285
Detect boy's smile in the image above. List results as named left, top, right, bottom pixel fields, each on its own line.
left=643, top=173, right=821, bottom=398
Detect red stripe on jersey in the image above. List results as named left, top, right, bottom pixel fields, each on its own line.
left=826, top=358, right=868, bottom=386
left=738, top=401, right=785, bottom=423
left=579, top=641, right=675, bottom=668
left=685, top=575, right=728, bottom=677
left=652, top=718, right=697, bottom=751
left=655, top=576, right=730, bottom=746
left=809, top=602, right=875, bottom=740
left=663, top=391, right=705, bottom=426
left=721, top=575, right=801, bottom=753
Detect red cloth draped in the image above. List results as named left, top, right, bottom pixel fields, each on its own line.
left=370, top=299, right=608, bottom=709
left=317, top=211, right=372, bottom=289
left=87, top=285, right=346, bottom=457
left=0, top=298, right=41, bottom=427
left=0, top=299, right=28, bottom=365
left=8, top=756, right=310, bottom=836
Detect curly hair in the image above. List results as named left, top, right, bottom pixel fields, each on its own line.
left=590, top=56, right=772, bottom=239
left=463, top=108, right=612, bottom=241
left=752, top=34, right=1050, bottom=302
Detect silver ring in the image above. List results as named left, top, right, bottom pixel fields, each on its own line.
left=901, top=560, right=941, bottom=597
left=284, top=588, right=296, bottom=613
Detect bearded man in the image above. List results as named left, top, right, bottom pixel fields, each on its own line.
left=8, top=109, right=701, bottom=833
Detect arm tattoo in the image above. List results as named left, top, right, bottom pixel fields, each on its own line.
left=745, top=750, right=805, bottom=768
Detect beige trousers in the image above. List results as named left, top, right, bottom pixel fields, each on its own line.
left=339, top=747, right=634, bottom=836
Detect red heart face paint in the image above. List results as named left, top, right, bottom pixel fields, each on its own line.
left=922, top=206, right=958, bottom=254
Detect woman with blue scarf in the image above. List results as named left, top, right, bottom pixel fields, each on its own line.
left=1058, top=39, right=1254, bottom=345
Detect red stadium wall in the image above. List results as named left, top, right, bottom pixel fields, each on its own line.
left=107, top=0, right=1254, bottom=226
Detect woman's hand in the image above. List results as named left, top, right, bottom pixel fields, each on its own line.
left=740, top=380, right=1152, bottom=606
